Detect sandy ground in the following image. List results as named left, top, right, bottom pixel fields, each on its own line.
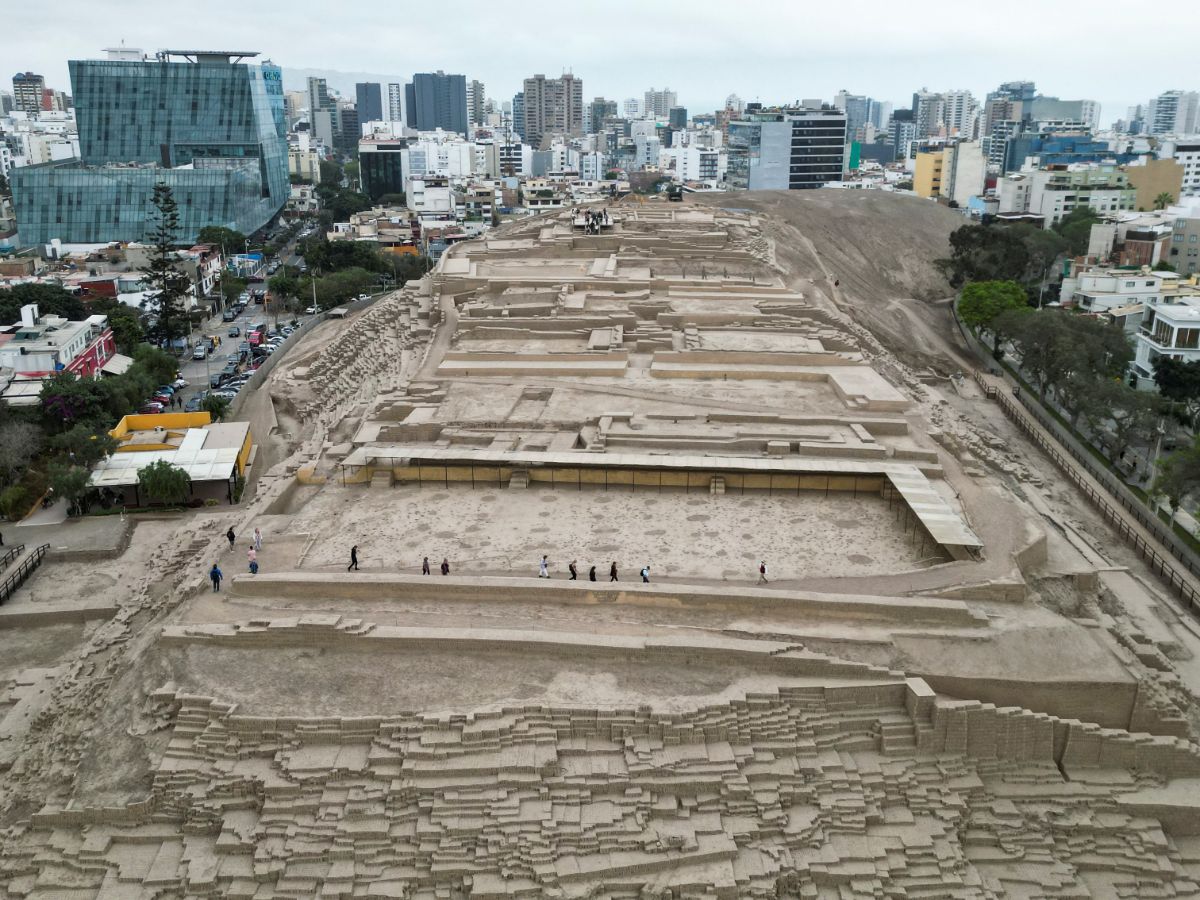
left=289, top=483, right=927, bottom=579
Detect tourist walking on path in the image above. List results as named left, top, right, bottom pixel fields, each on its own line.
left=609, top=561, right=618, bottom=582
left=226, top=527, right=236, bottom=551
left=422, top=556, right=431, bottom=575
left=641, top=565, right=651, bottom=583
left=758, top=560, right=768, bottom=584
left=247, top=546, right=257, bottom=568
left=209, top=564, right=222, bottom=592
left=569, top=560, right=578, bottom=580
left=440, top=557, right=450, bottom=575
left=347, top=545, right=359, bottom=571
left=253, top=527, right=262, bottom=551
left=539, top=555, right=549, bottom=578
left=589, top=565, right=597, bottom=582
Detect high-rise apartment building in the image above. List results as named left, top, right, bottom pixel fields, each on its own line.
left=623, top=97, right=641, bottom=119
left=1147, top=91, right=1200, bottom=136
left=727, top=104, right=847, bottom=190
left=405, top=71, right=468, bottom=136
left=308, top=76, right=333, bottom=119
left=834, top=90, right=872, bottom=142
left=465, top=79, right=485, bottom=128
left=11, top=48, right=288, bottom=246
left=522, top=73, right=583, bottom=148
left=887, top=109, right=916, bottom=162
left=644, top=87, right=677, bottom=119
left=940, top=90, right=979, bottom=139
left=668, top=107, right=688, bottom=130
left=12, top=72, right=45, bottom=115
left=283, top=90, right=305, bottom=124
left=511, top=92, right=525, bottom=140
left=355, top=82, right=383, bottom=123
left=387, top=83, right=403, bottom=122
left=587, top=97, right=617, bottom=134
left=0, top=91, right=13, bottom=115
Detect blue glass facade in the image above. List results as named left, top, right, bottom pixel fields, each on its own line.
left=12, top=55, right=287, bottom=245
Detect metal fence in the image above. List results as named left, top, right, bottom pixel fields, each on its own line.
left=0, top=543, right=50, bottom=606
left=1, top=544, right=26, bottom=570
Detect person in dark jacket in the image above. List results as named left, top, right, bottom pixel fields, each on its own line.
left=209, top=564, right=223, bottom=592
left=609, top=561, right=618, bottom=582
left=422, top=556, right=431, bottom=575
left=588, top=565, right=597, bottom=582
left=226, top=527, right=236, bottom=551
left=348, top=545, right=359, bottom=571
left=440, top=557, right=450, bottom=575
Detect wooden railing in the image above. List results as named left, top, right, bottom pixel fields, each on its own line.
left=976, top=370, right=1200, bottom=614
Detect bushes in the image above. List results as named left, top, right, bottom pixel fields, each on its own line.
left=0, top=485, right=29, bottom=521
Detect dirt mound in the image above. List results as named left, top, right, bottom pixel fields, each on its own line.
left=691, top=190, right=971, bottom=372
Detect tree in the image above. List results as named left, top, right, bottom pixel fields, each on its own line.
left=40, top=372, right=115, bottom=432
left=196, top=226, right=248, bottom=257
left=48, top=424, right=117, bottom=469
left=319, top=159, right=342, bottom=186
left=1153, top=191, right=1176, bottom=211
left=1154, top=356, right=1200, bottom=428
left=87, top=297, right=146, bottom=354
left=1098, top=381, right=1161, bottom=462
left=939, top=223, right=1031, bottom=288
left=378, top=192, right=406, bottom=206
left=313, top=267, right=377, bottom=308
left=137, top=459, right=191, bottom=506
left=1051, top=207, right=1101, bottom=257
left=958, top=280, right=1029, bottom=357
left=0, top=421, right=44, bottom=487
left=201, top=395, right=231, bottom=422
left=1154, top=436, right=1200, bottom=513
left=140, top=183, right=193, bottom=347
left=221, top=275, right=248, bottom=306
left=48, top=463, right=92, bottom=517
left=0, top=283, right=87, bottom=323
left=132, top=344, right=179, bottom=388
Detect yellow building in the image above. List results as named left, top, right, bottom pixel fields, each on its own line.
left=1124, top=159, right=1184, bottom=211
left=93, top=412, right=254, bottom=506
left=913, top=148, right=945, bottom=199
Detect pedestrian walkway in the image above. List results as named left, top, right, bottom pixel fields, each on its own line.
left=978, top=371, right=1200, bottom=613
left=17, top=497, right=67, bottom=527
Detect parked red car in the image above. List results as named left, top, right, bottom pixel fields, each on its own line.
left=138, top=403, right=165, bottom=414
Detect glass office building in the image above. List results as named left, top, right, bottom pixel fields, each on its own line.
left=12, top=49, right=288, bottom=246
left=727, top=107, right=847, bottom=191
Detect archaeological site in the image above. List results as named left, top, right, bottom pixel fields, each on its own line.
left=2, top=190, right=1200, bottom=898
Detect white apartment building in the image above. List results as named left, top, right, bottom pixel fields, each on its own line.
left=1132, top=289, right=1200, bottom=389
left=406, top=175, right=455, bottom=220
left=1063, top=267, right=1183, bottom=312
left=498, top=142, right=532, bottom=176
left=997, top=164, right=1136, bottom=225
left=1162, top=141, right=1200, bottom=199
left=387, top=83, right=403, bottom=123
left=669, top=146, right=727, bottom=184
left=579, top=152, right=606, bottom=181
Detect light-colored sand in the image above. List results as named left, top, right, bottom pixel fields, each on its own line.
left=290, top=483, right=926, bottom=579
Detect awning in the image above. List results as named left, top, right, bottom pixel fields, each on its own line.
left=100, top=354, right=133, bottom=376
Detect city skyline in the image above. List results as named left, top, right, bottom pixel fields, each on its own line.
left=4, top=0, right=1197, bottom=128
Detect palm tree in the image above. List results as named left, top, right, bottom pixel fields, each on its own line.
left=1153, top=191, right=1176, bottom=210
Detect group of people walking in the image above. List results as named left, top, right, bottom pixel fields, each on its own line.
left=574, top=207, right=611, bottom=235
left=539, top=555, right=649, bottom=582
left=210, top=532, right=772, bottom=592
left=210, top=524, right=265, bottom=591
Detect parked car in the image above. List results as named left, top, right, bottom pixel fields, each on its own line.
left=305, top=305, right=319, bottom=315
left=138, top=402, right=165, bottom=414
left=184, top=396, right=204, bottom=413
left=357, top=293, right=370, bottom=301
left=228, top=326, right=241, bottom=337
left=172, top=377, right=188, bottom=389
left=209, top=373, right=224, bottom=389
left=221, top=309, right=236, bottom=322
left=192, top=345, right=207, bottom=360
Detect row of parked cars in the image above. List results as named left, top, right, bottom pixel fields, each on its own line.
left=202, top=324, right=297, bottom=405
left=138, top=377, right=191, bottom=415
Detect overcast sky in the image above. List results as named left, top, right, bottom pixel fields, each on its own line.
left=5, top=0, right=1197, bottom=127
